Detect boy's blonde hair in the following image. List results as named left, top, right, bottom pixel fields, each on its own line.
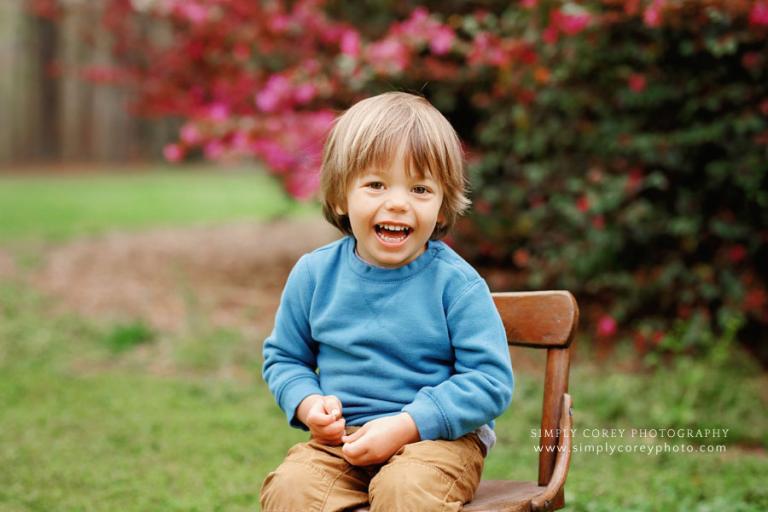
left=320, top=92, right=470, bottom=240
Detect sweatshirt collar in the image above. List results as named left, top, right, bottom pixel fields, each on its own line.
left=345, top=236, right=439, bottom=281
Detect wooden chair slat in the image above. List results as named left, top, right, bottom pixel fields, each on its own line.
left=492, top=291, right=578, bottom=348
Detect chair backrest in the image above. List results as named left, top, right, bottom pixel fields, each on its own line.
left=491, top=291, right=578, bottom=507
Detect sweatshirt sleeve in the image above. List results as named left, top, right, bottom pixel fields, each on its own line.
left=262, top=255, right=323, bottom=430
left=402, top=279, right=514, bottom=440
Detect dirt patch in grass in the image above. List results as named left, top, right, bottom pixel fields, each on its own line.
left=33, top=218, right=339, bottom=337
left=0, top=249, right=16, bottom=280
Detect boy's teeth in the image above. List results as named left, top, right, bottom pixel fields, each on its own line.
left=377, top=224, right=408, bottom=232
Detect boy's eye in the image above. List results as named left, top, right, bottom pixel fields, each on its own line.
left=367, top=181, right=384, bottom=190
left=412, top=185, right=430, bottom=194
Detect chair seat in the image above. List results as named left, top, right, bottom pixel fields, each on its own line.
left=464, top=480, right=547, bottom=512
left=352, top=480, right=546, bottom=512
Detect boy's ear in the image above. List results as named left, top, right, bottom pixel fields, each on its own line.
left=334, top=203, right=346, bottom=216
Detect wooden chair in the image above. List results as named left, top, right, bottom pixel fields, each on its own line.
left=464, top=291, right=577, bottom=512
left=356, top=290, right=578, bottom=512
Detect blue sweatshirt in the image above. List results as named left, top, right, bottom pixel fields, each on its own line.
left=262, top=236, right=514, bottom=442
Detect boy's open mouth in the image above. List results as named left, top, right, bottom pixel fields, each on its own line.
left=375, top=223, right=412, bottom=244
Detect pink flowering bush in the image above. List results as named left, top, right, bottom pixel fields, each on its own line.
left=32, top=0, right=768, bottom=359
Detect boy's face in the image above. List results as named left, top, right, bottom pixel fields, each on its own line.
left=337, top=159, right=445, bottom=268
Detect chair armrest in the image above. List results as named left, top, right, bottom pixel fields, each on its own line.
left=531, top=393, right=573, bottom=512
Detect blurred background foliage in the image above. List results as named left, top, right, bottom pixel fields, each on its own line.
left=20, top=0, right=767, bottom=362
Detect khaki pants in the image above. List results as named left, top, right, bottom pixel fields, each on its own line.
left=260, top=429, right=485, bottom=512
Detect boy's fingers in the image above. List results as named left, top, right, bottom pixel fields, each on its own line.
left=322, top=418, right=345, bottom=436
left=322, top=395, right=343, bottom=420
left=307, top=407, right=336, bottom=427
left=342, top=440, right=366, bottom=458
left=341, top=427, right=366, bottom=444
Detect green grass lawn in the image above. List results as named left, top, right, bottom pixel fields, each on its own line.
left=1, top=169, right=767, bottom=511
left=1, top=283, right=766, bottom=511
left=0, top=166, right=318, bottom=243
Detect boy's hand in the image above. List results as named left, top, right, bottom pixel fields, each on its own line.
left=341, top=412, right=420, bottom=466
left=296, top=394, right=345, bottom=445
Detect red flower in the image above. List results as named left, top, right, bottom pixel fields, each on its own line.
left=597, top=315, right=617, bottom=338
left=626, top=167, right=644, bottom=194
left=592, top=215, right=605, bottom=230
left=628, top=73, right=647, bottom=93
left=744, top=288, right=767, bottom=315
left=750, top=2, right=768, bottom=26
left=727, top=244, right=747, bottom=264
left=742, top=52, right=762, bottom=70
left=543, top=25, right=559, bottom=45
left=513, top=249, right=530, bottom=268
left=576, top=195, right=590, bottom=213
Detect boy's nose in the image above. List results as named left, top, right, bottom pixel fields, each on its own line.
left=384, top=191, right=409, bottom=211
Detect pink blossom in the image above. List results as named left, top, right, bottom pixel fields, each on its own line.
left=270, top=14, right=290, bottom=32
left=553, top=10, right=591, bottom=36
left=179, top=3, right=207, bottom=24
left=256, top=90, right=280, bottom=112
left=408, top=7, right=429, bottom=26
left=286, top=167, right=320, bottom=200
left=597, top=315, right=617, bottom=338
left=256, top=75, right=291, bottom=112
left=204, top=140, right=225, bottom=160
left=429, top=26, right=455, bottom=56
left=368, top=39, right=410, bottom=73
left=750, top=2, right=768, bottom=26
left=180, top=123, right=201, bottom=144
left=628, top=73, right=647, bottom=92
left=306, top=110, right=335, bottom=131
left=163, top=143, right=184, bottom=162
left=258, top=141, right=294, bottom=172
left=340, top=29, right=361, bottom=58
left=231, top=131, right=249, bottom=152
left=294, top=83, right=316, bottom=104
left=643, top=0, right=664, bottom=28
left=207, top=103, right=229, bottom=122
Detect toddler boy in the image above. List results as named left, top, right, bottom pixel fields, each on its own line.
left=260, top=92, right=514, bottom=511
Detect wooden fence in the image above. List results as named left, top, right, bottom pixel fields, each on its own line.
left=0, top=1, right=175, bottom=166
